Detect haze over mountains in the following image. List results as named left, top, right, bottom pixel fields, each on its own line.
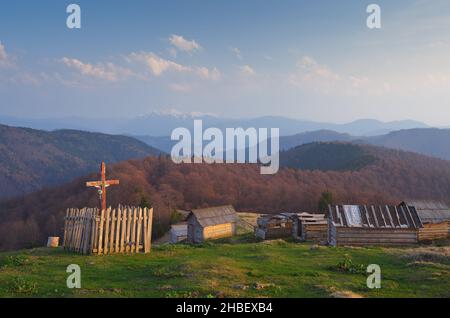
left=0, top=112, right=430, bottom=137
left=136, top=127, right=450, bottom=162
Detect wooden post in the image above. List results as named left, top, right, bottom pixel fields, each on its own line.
left=97, top=208, right=105, bottom=255
left=115, top=208, right=121, bottom=253
left=104, top=208, right=111, bottom=254
left=120, top=207, right=126, bottom=253
left=146, top=208, right=154, bottom=253
left=90, top=209, right=96, bottom=254
left=130, top=208, right=137, bottom=253
left=136, top=208, right=142, bottom=253
left=126, top=207, right=132, bottom=253
left=109, top=208, right=116, bottom=254
left=143, top=208, right=148, bottom=253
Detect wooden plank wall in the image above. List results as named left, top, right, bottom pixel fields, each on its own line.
left=418, top=222, right=449, bottom=241
left=63, top=206, right=153, bottom=255
left=301, top=223, right=328, bottom=243
left=333, top=228, right=418, bottom=246
left=203, top=223, right=235, bottom=241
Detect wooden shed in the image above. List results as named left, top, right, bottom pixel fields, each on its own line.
left=297, top=213, right=328, bottom=244
left=400, top=201, right=450, bottom=241
left=170, top=223, right=188, bottom=243
left=328, top=205, right=422, bottom=247
left=187, top=205, right=237, bottom=243
left=255, top=213, right=296, bottom=240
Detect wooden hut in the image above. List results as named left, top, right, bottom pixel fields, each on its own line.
left=400, top=201, right=450, bottom=241
left=297, top=213, right=328, bottom=243
left=187, top=205, right=237, bottom=243
left=255, top=213, right=296, bottom=240
left=170, top=223, right=188, bottom=243
left=328, top=205, right=422, bottom=247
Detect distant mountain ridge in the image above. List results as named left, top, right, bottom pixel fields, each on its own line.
left=136, top=127, right=450, bottom=162
left=364, top=128, right=450, bottom=161
left=0, top=124, right=161, bottom=199
left=0, top=113, right=430, bottom=137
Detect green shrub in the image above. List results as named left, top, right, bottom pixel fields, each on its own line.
left=9, top=277, right=38, bottom=295
left=1, top=255, right=30, bottom=268
left=333, top=254, right=366, bottom=274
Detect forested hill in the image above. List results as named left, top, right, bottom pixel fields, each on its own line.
left=0, top=124, right=161, bottom=199
left=1, top=142, right=450, bottom=251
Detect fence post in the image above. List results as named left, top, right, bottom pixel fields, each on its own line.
left=109, top=208, right=116, bottom=254
left=142, top=208, right=148, bottom=253
left=136, top=207, right=142, bottom=253
left=98, top=209, right=105, bottom=255
left=146, top=208, right=154, bottom=253
left=120, top=207, right=126, bottom=253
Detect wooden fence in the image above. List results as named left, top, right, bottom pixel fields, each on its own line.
left=63, top=206, right=153, bottom=255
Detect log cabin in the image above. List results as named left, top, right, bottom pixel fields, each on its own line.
left=400, top=201, right=450, bottom=241
left=170, top=223, right=188, bottom=243
left=328, top=205, right=422, bottom=247
left=187, top=205, right=237, bottom=243
left=297, top=213, right=328, bottom=244
left=255, top=213, right=295, bottom=240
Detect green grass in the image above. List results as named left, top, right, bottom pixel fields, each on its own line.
left=0, top=238, right=449, bottom=298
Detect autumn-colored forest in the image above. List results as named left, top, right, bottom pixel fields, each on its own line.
left=1, top=143, right=450, bottom=251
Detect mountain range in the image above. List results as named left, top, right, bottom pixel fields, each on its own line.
left=0, top=113, right=430, bottom=137
left=136, top=127, right=450, bottom=162
left=3, top=120, right=450, bottom=201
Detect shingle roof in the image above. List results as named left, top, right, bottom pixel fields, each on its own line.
left=402, top=201, right=450, bottom=224
left=189, top=205, right=237, bottom=227
left=329, top=205, right=422, bottom=229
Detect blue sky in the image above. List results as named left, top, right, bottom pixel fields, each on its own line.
left=1, top=0, right=450, bottom=125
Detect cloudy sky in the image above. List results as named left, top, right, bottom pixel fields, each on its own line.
left=1, top=0, right=450, bottom=125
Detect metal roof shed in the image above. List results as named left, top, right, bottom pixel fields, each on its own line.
left=187, top=205, right=237, bottom=243
left=328, top=204, right=422, bottom=247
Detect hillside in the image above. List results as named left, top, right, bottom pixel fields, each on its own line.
left=365, top=128, right=450, bottom=161
left=1, top=142, right=450, bottom=251
left=0, top=242, right=448, bottom=297
left=0, top=124, right=161, bottom=199
left=280, top=143, right=377, bottom=171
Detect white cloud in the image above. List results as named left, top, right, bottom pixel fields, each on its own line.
left=169, top=34, right=201, bottom=53
left=288, top=56, right=394, bottom=96
left=230, top=47, right=243, bottom=60
left=289, top=56, right=342, bottom=93
left=0, top=41, right=13, bottom=67
left=294, top=56, right=340, bottom=83
left=61, top=57, right=132, bottom=81
left=197, top=66, right=221, bottom=80
left=240, top=65, right=256, bottom=76
left=128, top=52, right=191, bottom=76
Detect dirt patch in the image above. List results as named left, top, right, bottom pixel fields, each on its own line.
left=401, top=246, right=450, bottom=264
left=330, top=290, right=364, bottom=298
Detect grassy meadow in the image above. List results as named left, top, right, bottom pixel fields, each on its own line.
left=0, top=235, right=449, bottom=298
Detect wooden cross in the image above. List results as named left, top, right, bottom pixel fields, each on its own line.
left=86, top=162, right=119, bottom=211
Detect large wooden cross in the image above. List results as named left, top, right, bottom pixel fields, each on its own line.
left=86, top=162, right=119, bottom=211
